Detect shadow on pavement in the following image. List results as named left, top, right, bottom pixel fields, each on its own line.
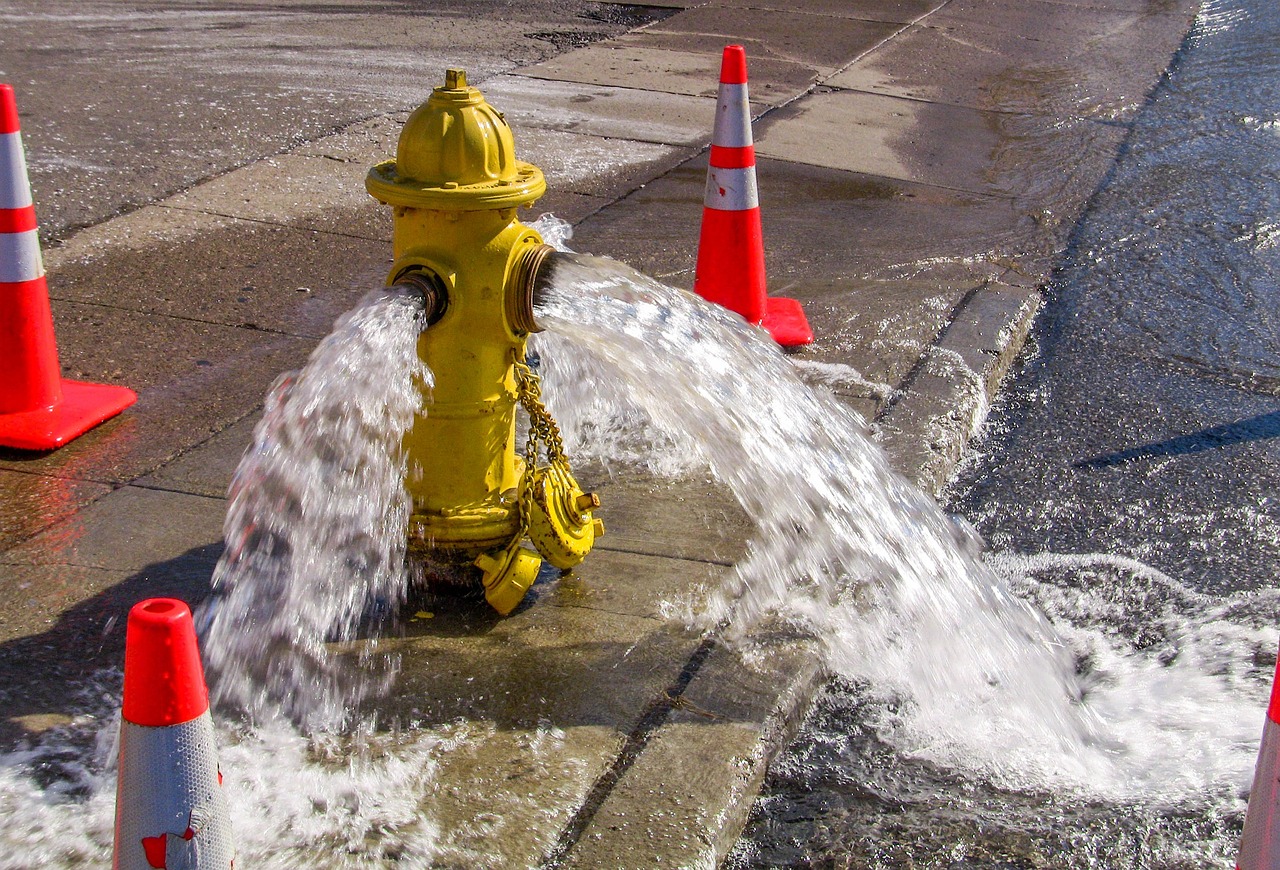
left=1075, top=409, right=1280, bottom=468
left=0, top=542, right=222, bottom=751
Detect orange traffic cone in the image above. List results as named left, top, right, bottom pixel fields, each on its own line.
left=0, top=83, right=135, bottom=451
left=1239, top=644, right=1280, bottom=869
left=113, top=599, right=234, bottom=870
left=693, top=45, right=813, bottom=348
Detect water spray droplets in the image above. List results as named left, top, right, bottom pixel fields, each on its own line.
left=534, top=254, right=1099, bottom=789
left=199, top=286, right=430, bottom=731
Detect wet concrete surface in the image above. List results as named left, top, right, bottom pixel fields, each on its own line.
left=2, top=0, right=653, bottom=242
left=0, top=0, right=1201, bottom=865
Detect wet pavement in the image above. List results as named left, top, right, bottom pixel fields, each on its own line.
left=0, top=0, right=1200, bottom=865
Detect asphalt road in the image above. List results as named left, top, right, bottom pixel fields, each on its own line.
left=949, top=0, right=1280, bottom=601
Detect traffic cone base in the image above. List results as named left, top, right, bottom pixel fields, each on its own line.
left=762, top=296, right=814, bottom=348
left=0, top=379, right=137, bottom=451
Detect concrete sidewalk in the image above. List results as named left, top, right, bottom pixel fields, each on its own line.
left=0, top=0, right=1198, bottom=865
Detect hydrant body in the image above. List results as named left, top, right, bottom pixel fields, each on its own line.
left=366, top=70, right=601, bottom=614
left=393, top=209, right=542, bottom=555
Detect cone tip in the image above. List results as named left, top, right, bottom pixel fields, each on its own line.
left=720, top=45, right=748, bottom=85
left=122, top=598, right=210, bottom=727
left=0, top=84, right=18, bottom=135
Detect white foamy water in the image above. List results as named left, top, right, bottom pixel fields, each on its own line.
left=533, top=252, right=1269, bottom=803
left=199, top=287, right=430, bottom=732
left=0, top=686, right=450, bottom=868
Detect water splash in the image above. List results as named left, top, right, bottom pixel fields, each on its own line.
left=198, top=286, right=429, bottom=731
left=0, top=683, right=451, bottom=868
left=533, top=253, right=1117, bottom=789
left=0, top=220, right=1267, bottom=865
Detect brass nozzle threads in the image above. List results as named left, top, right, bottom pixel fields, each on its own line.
left=507, top=243, right=556, bottom=335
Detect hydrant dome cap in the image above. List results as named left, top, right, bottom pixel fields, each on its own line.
left=365, top=70, right=545, bottom=210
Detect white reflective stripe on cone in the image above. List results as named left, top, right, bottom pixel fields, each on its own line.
left=1239, top=715, right=1280, bottom=870
left=114, top=713, right=234, bottom=870
left=0, top=131, right=32, bottom=208
left=703, top=166, right=759, bottom=211
left=712, top=83, right=752, bottom=148
left=0, top=228, right=43, bottom=283
left=0, top=132, right=32, bottom=210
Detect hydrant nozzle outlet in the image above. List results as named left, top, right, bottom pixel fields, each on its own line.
left=392, top=269, right=448, bottom=326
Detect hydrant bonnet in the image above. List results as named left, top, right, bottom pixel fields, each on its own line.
left=366, top=69, right=546, bottom=211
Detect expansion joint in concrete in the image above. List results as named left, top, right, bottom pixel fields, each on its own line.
left=539, top=631, right=721, bottom=867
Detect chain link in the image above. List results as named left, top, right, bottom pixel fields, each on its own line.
left=514, top=357, right=567, bottom=467
left=513, top=356, right=568, bottom=534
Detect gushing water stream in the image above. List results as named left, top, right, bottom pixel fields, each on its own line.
left=200, top=285, right=428, bottom=732
left=533, top=253, right=1099, bottom=787
left=0, top=216, right=1267, bottom=865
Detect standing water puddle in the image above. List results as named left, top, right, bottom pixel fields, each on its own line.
left=0, top=210, right=1270, bottom=865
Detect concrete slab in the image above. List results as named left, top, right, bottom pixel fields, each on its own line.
left=0, top=483, right=226, bottom=570
left=548, top=546, right=729, bottom=623
left=513, top=128, right=696, bottom=201
left=559, top=634, right=823, bottom=868
left=782, top=277, right=978, bottom=416
left=528, top=193, right=614, bottom=227
left=422, top=722, right=621, bottom=869
left=521, top=41, right=817, bottom=105
left=709, top=0, right=945, bottom=24
left=378, top=601, right=699, bottom=732
left=570, top=156, right=1042, bottom=288
left=0, top=307, right=315, bottom=490
left=589, top=473, right=750, bottom=568
left=1038, top=0, right=1194, bottom=10
left=0, top=469, right=114, bottom=553
left=755, top=89, right=1128, bottom=245
left=643, top=5, right=903, bottom=73
left=480, top=75, right=720, bottom=147
left=133, top=412, right=260, bottom=499
left=591, top=0, right=694, bottom=7
left=163, top=122, right=683, bottom=238
left=756, top=89, right=1002, bottom=194
left=293, top=113, right=409, bottom=165
left=45, top=208, right=389, bottom=338
left=358, top=562, right=721, bottom=867
left=162, top=153, right=389, bottom=241
left=830, top=0, right=1198, bottom=120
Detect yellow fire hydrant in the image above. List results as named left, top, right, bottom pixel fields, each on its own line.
left=366, top=69, right=603, bottom=615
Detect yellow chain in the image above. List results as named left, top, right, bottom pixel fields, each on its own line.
left=512, top=356, right=569, bottom=535
left=513, top=357, right=567, bottom=467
